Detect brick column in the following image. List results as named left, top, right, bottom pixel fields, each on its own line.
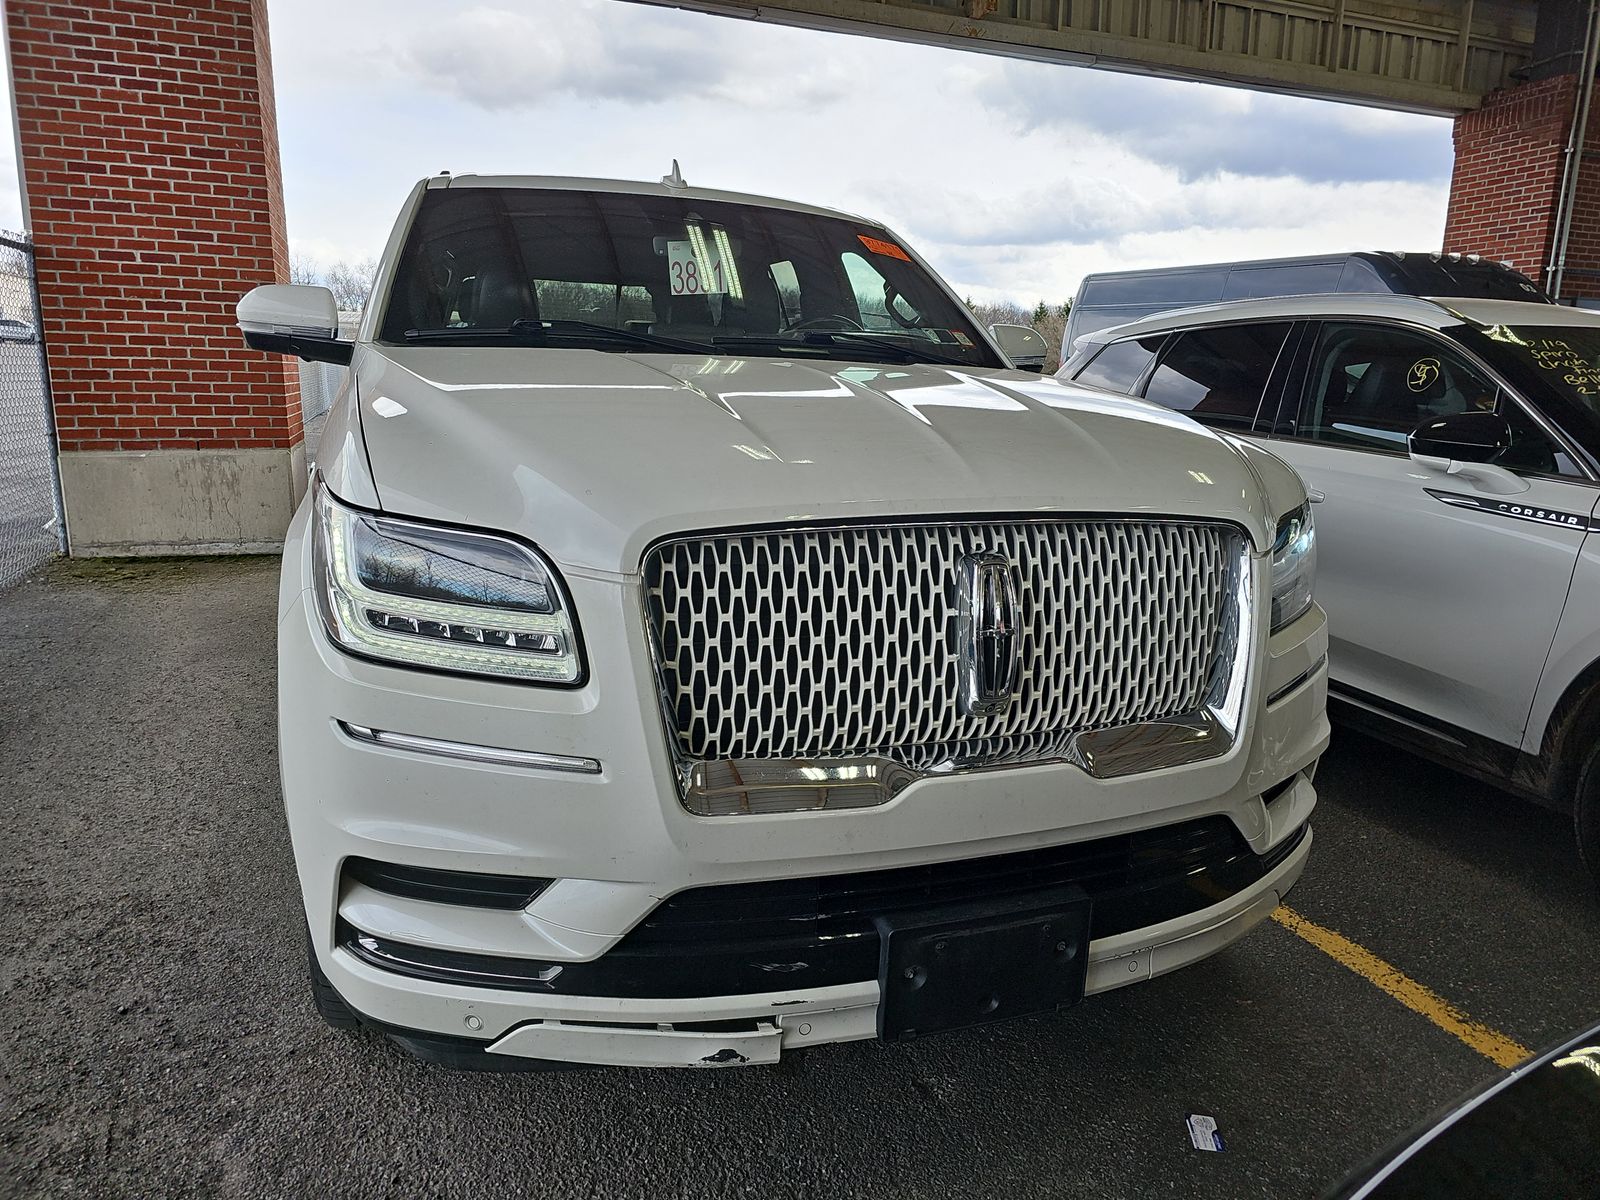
left=5, top=0, right=304, bottom=555
left=1444, top=72, right=1600, bottom=303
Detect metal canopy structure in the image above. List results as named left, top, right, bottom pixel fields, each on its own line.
left=630, top=1, right=1541, bottom=115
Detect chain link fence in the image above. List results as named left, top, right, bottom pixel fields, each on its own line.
left=0, top=232, right=63, bottom=590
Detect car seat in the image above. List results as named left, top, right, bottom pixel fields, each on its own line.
left=1336, top=354, right=1424, bottom=435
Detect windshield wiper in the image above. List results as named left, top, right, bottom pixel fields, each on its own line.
left=710, top=332, right=967, bottom=366
left=827, top=333, right=968, bottom=366
left=400, top=321, right=967, bottom=364
left=403, top=319, right=713, bottom=354
left=539, top=319, right=715, bottom=354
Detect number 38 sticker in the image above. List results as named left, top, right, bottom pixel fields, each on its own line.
left=667, top=240, right=728, bottom=297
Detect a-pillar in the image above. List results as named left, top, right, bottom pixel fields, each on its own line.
left=5, top=0, right=303, bottom=554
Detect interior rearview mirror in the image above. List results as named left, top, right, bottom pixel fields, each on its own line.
left=1407, top=410, right=1511, bottom=466
left=237, top=284, right=352, bottom=366
left=989, top=323, right=1048, bottom=373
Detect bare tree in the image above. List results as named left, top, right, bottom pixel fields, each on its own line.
left=1031, top=301, right=1072, bottom=373
left=288, top=254, right=322, bottom=286
left=967, top=299, right=1030, bottom=329
left=325, top=258, right=378, bottom=313
left=967, top=298, right=1073, bottom=373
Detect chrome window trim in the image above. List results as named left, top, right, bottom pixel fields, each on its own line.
left=338, top=722, right=602, bottom=775
left=637, top=515, right=1257, bottom=815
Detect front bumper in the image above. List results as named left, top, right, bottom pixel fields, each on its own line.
left=278, top=501, right=1329, bottom=1067
left=332, top=805, right=1312, bottom=1068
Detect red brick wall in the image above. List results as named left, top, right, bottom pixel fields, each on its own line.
left=6, top=0, right=300, bottom=453
left=1560, top=97, right=1600, bottom=301
left=1444, top=73, right=1600, bottom=301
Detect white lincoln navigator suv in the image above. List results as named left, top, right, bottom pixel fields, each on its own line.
left=240, top=171, right=1328, bottom=1070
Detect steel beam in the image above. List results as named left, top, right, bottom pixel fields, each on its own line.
left=626, top=0, right=1538, bottom=114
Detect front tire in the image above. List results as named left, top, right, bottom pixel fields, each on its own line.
left=306, top=928, right=361, bottom=1031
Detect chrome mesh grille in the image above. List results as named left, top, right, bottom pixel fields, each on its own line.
left=643, top=519, right=1241, bottom=771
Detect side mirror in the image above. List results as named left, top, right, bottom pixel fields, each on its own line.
left=237, top=284, right=352, bottom=366
left=1408, top=410, right=1511, bottom=465
left=990, top=323, right=1048, bottom=373
left=1408, top=410, right=1529, bottom=496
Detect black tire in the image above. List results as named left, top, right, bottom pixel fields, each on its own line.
left=1577, top=741, right=1600, bottom=895
left=305, top=928, right=361, bottom=1031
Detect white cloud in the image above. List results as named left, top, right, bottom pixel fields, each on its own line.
left=0, top=61, right=23, bottom=233
left=263, top=0, right=1456, bottom=303
left=403, top=5, right=710, bottom=108
left=0, top=0, right=1456, bottom=299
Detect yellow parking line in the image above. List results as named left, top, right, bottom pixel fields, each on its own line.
left=1271, top=906, right=1531, bottom=1069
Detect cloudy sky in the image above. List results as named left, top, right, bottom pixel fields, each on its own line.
left=2, top=0, right=1459, bottom=306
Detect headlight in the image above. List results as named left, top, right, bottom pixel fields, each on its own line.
left=1269, top=502, right=1316, bottom=632
left=311, top=482, right=583, bottom=684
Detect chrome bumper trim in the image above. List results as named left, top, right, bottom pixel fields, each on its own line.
left=338, top=722, right=601, bottom=775
left=682, top=757, right=917, bottom=816
left=1072, top=712, right=1226, bottom=779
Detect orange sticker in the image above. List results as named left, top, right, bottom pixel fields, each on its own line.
left=858, top=234, right=911, bottom=262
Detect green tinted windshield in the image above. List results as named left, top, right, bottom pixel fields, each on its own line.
left=1465, top=323, right=1600, bottom=462
left=379, top=187, right=1000, bottom=368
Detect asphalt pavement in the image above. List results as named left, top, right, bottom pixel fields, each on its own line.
left=2, top=556, right=1597, bottom=1200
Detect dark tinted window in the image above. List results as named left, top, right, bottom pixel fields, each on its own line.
left=1458, top=323, right=1600, bottom=471
left=1222, top=265, right=1344, bottom=300
left=1294, top=323, right=1578, bottom=474
left=1386, top=257, right=1549, bottom=301
left=1082, top=269, right=1226, bottom=306
left=1338, top=257, right=1388, bottom=292
left=1068, top=308, right=1167, bottom=344
left=1501, top=402, right=1585, bottom=476
left=378, top=188, right=1000, bottom=367
left=1141, top=323, right=1291, bottom=431
left=1072, top=337, right=1161, bottom=394
left=1297, top=324, right=1496, bottom=451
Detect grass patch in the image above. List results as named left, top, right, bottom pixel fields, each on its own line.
left=44, top=553, right=279, bottom=589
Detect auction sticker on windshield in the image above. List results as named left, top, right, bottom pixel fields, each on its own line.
left=667, top=239, right=728, bottom=296
left=858, top=234, right=911, bottom=262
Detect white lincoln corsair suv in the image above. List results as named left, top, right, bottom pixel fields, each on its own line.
left=240, top=171, right=1328, bottom=1070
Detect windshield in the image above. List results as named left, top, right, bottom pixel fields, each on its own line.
left=1462, top=323, right=1600, bottom=457
left=1380, top=257, right=1549, bottom=301
left=378, top=187, right=1002, bottom=369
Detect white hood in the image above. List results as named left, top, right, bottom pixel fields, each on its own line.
left=345, top=346, right=1291, bottom=574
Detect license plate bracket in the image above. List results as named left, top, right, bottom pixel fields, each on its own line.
left=874, top=886, right=1091, bottom=1042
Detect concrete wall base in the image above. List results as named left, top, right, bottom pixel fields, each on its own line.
left=60, top=445, right=307, bottom=556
